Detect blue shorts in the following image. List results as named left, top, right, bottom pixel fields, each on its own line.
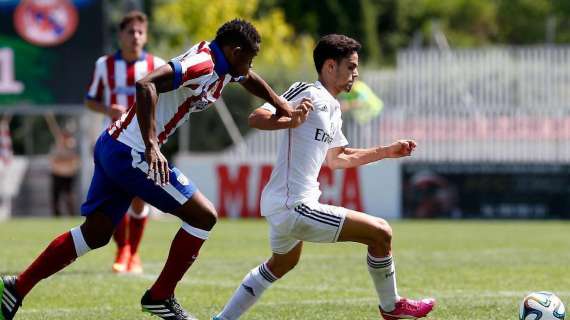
left=81, top=132, right=197, bottom=225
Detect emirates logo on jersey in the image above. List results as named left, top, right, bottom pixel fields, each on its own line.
left=314, top=128, right=333, bottom=144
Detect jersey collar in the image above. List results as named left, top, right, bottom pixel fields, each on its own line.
left=315, top=80, right=337, bottom=100
left=114, top=50, right=147, bottom=63
left=209, top=40, right=230, bottom=76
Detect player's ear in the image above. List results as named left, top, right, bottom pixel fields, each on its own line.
left=231, top=46, right=243, bottom=59
left=325, top=59, right=336, bottom=73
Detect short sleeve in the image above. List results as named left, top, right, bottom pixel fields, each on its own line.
left=85, top=57, right=105, bottom=102
left=330, top=120, right=348, bottom=149
left=169, top=49, right=214, bottom=90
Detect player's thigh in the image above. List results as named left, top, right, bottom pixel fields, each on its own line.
left=104, top=148, right=198, bottom=219
left=172, top=190, right=217, bottom=230
left=337, top=210, right=392, bottom=246
left=81, top=150, right=132, bottom=226
left=289, top=202, right=347, bottom=243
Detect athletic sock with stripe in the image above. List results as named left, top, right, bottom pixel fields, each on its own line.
left=215, top=262, right=278, bottom=320
left=367, top=253, right=400, bottom=312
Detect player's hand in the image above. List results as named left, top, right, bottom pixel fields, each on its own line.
left=145, top=143, right=170, bottom=186
left=108, top=104, right=127, bottom=121
left=386, top=139, right=417, bottom=158
left=274, top=96, right=294, bottom=118
left=290, top=98, right=313, bottom=128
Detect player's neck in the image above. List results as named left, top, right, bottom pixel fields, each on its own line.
left=121, top=49, right=143, bottom=63
left=318, top=76, right=340, bottom=97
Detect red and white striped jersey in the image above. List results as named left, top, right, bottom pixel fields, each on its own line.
left=86, top=51, right=166, bottom=127
left=108, top=41, right=243, bottom=152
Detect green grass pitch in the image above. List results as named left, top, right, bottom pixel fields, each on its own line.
left=1, top=218, right=569, bottom=319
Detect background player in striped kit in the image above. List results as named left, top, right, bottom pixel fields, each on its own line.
left=0, top=19, right=293, bottom=320
left=214, top=34, right=435, bottom=320
left=85, top=11, right=165, bottom=274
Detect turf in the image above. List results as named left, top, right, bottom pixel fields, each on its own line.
left=0, top=218, right=568, bottom=319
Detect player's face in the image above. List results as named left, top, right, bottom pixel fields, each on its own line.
left=227, top=46, right=258, bottom=77
left=119, top=21, right=147, bottom=55
left=334, top=52, right=359, bottom=93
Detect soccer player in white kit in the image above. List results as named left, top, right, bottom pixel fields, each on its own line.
left=214, top=35, right=436, bottom=320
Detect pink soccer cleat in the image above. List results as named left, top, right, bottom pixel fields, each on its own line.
left=379, top=297, right=436, bottom=319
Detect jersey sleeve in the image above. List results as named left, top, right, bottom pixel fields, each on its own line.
left=330, top=120, right=348, bottom=149
left=168, top=49, right=214, bottom=90
left=85, top=57, right=106, bottom=102
left=154, top=56, right=166, bottom=68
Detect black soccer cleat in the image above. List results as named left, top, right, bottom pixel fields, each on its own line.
left=141, top=290, right=197, bottom=320
left=1, top=276, right=22, bottom=320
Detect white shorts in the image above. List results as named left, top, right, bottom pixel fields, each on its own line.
left=265, top=201, right=348, bottom=254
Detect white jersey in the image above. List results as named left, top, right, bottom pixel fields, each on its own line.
left=86, top=51, right=166, bottom=128
left=260, top=81, right=348, bottom=216
left=108, top=41, right=242, bottom=151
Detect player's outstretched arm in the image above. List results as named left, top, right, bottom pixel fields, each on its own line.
left=135, top=64, right=176, bottom=185
left=248, top=98, right=313, bottom=130
left=325, top=139, right=417, bottom=169
left=240, top=70, right=293, bottom=118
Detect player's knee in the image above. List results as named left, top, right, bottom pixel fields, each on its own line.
left=189, top=205, right=218, bottom=230
left=372, top=218, right=393, bottom=248
left=202, top=206, right=218, bottom=229
left=83, top=229, right=112, bottom=249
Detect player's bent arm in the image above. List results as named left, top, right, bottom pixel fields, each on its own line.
left=248, top=108, right=294, bottom=130
left=240, top=70, right=292, bottom=117
left=84, top=99, right=107, bottom=115
left=325, top=140, right=416, bottom=169
left=135, top=64, right=176, bottom=147
left=325, top=146, right=387, bottom=170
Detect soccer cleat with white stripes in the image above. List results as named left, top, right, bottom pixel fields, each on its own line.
left=141, top=290, right=197, bottom=320
left=1, top=276, right=21, bottom=320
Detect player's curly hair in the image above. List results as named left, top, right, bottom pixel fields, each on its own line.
left=215, top=19, right=261, bottom=54
left=313, top=34, right=361, bottom=73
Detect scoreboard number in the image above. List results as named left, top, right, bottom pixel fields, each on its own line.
left=0, top=48, right=24, bottom=94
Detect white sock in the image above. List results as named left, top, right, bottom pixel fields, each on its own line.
left=70, top=227, right=91, bottom=257
left=367, top=253, right=400, bottom=312
left=127, top=204, right=150, bottom=219
left=216, top=263, right=278, bottom=320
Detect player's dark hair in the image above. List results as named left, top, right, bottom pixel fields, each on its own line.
left=313, top=34, right=361, bottom=73
left=119, top=10, right=148, bottom=31
left=215, top=19, right=261, bottom=54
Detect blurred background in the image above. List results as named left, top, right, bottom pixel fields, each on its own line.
left=2, top=0, right=570, bottom=221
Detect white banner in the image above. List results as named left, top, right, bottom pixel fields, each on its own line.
left=174, top=155, right=402, bottom=219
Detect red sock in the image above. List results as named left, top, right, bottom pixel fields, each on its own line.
left=17, top=231, right=77, bottom=298
left=150, top=228, right=206, bottom=300
left=129, top=216, right=148, bottom=255
left=113, top=214, right=129, bottom=248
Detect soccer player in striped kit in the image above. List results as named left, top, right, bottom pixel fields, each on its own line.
left=214, top=35, right=435, bottom=320
left=0, top=19, right=293, bottom=320
left=85, top=10, right=164, bottom=275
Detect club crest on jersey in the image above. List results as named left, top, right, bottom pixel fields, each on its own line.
left=174, top=169, right=190, bottom=186
left=192, top=100, right=209, bottom=111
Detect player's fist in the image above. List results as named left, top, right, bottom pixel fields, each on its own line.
left=275, top=96, right=294, bottom=118
left=386, top=139, right=417, bottom=158
left=108, top=104, right=128, bottom=121
left=290, top=98, right=313, bottom=128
